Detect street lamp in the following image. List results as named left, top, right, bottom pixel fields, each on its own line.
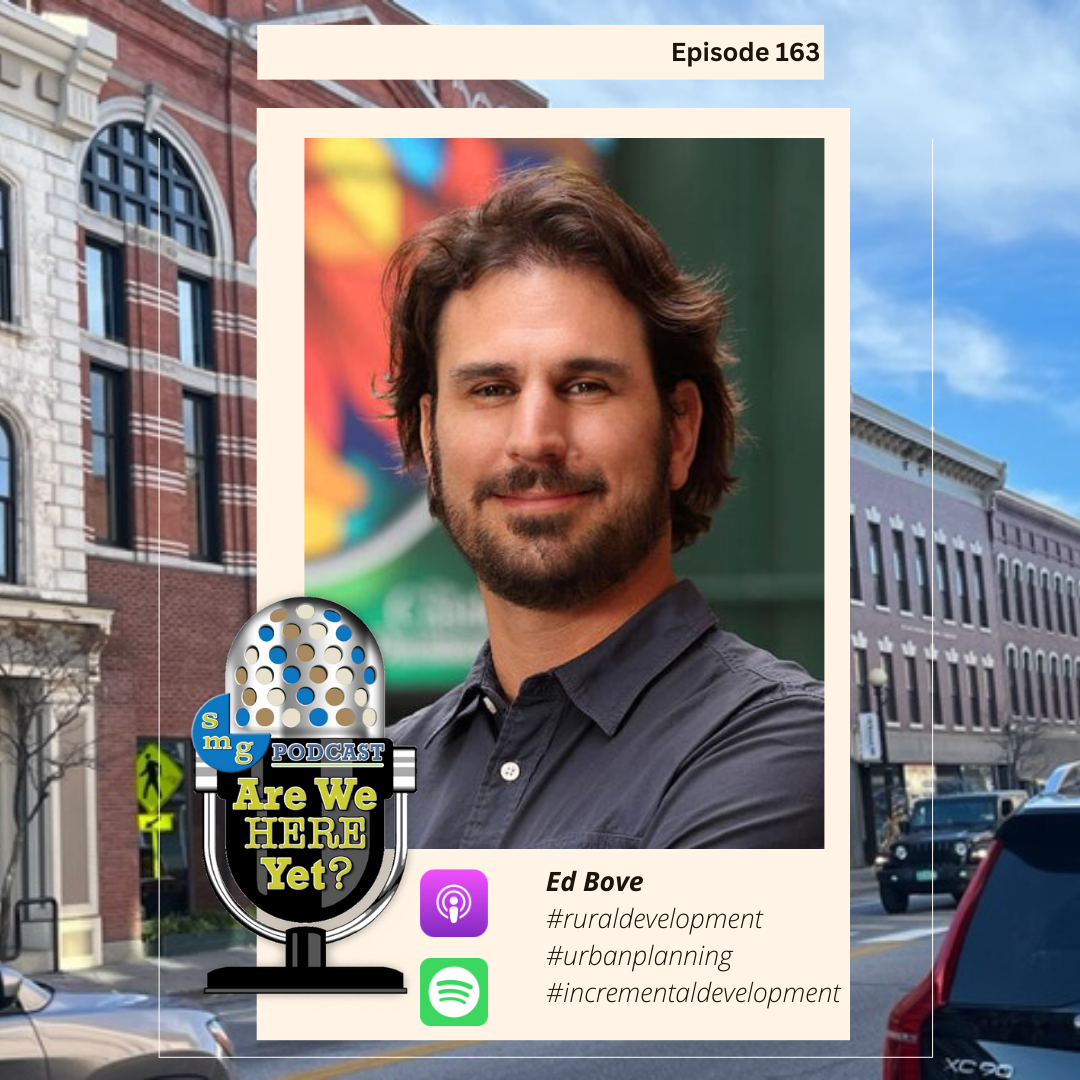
left=867, top=665, right=897, bottom=836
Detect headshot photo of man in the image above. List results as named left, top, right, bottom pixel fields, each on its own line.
left=374, top=159, right=826, bottom=849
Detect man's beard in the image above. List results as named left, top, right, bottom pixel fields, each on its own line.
left=427, top=424, right=672, bottom=611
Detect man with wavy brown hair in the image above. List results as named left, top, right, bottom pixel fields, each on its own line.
left=385, top=164, right=823, bottom=849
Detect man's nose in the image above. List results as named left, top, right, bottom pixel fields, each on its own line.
left=504, top=385, right=568, bottom=463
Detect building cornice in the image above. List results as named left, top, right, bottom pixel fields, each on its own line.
left=0, top=8, right=115, bottom=140
left=851, top=391, right=1006, bottom=495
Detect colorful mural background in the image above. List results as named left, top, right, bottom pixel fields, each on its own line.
left=304, top=138, right=600, bottom=689
left=304, top=137, right=825, bottom=702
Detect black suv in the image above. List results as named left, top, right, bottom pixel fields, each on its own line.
left=883, top=763, right=1080, bottom=1078
left=875, top=791, right=1026, bottom=914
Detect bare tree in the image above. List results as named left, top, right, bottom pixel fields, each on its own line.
left=989, top=715, right=1047, bottom=791
left=0, top=618, right=106, bottom=961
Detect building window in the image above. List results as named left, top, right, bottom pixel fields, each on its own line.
left=868, top=522, right=887, bottom=607
left=936, top=542, right=953, bottom=620
left=1037, top=653, right=1048, bottom=718
left=997, top=557, right=1011, bottom=621
left=973, top=553, right=988, bottom=628
left=854, top=646, right=870, bottom=713
left=1051, top=655, right=1061, bottom=720
left=985, top=668, right=998, bottom=729
left=183, top=394, right=218, bottom=561
left=892, top=530, right=911, bottom=612
left=915, top=536, right=932, bottom=616
left=1042, top=572, right=1054, bottom=632
left=84, top=237, right=125, bottom=341
left=949, top=661, right=963, bottom=727
left=850, top=514, right=862, bottom=601
left=1028, top=568, right=1039, bottom=629
left=967, top=664, right=981, bottom=728
left=1069, top=580, right=1078, bottom=637
left=1014, top=565, right=1026, bottom=626
left=882, top=653, right=897, bottom=722
left=956, top=550, right=972, bottom=625
left=1007, top=650, right=1020, bottom=716
left=1065, top=659, right=1074, bottom=722
left=1056, top=577, right=1066, bottom=636
left=88, top=365, right=129, bottom=546
left=0, top=416, right=15, bottom=582
left=81, top=122, right=214, bottom=255
left=905, top=655, right=921, bottom=726
left=930, top=658, right=943, bottom=727
left=0, top=181, right=11, bottom=324
left=178, top=273, right=213, bottom=369
left=1022, top=651, right=1035, bottom=716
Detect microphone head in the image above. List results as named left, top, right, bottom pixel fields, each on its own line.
left=226, top=597, right=384, bottom=738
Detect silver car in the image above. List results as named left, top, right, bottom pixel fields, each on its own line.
left=1, top=962, right=235, bottom=1078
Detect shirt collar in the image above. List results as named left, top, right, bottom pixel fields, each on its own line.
left=552, top=580, right=716, bottom=736
left=431, top=580, right=716, bottom=742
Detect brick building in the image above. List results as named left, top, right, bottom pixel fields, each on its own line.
left=1, top=0, right=543, bottom=967
left=850, top=392, right=1080, bottom=865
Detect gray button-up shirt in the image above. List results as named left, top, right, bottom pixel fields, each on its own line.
left=390, top=581, right=824, bottom=848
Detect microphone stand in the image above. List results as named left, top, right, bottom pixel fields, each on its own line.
left=201, top=791, right=410, bottom=994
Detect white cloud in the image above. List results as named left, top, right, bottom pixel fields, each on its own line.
left=411, top=0, right=1080, bottom=242
left=851, top=276, right=1031, bottom=403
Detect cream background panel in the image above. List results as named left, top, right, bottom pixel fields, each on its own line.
left=257, top=106, right=848, bottom=1041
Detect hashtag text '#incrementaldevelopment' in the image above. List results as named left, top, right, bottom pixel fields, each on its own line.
left=544, top=907, right=764, bottom=933
left=545, top=982, right=843, bottom=1007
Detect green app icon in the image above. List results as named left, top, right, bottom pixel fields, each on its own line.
left=420, top=958, right=488, bottom=1026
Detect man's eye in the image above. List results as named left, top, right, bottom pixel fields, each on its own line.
left=566, top=380, right=607, bottom=395
left=473, top=384, right=513, bottom=398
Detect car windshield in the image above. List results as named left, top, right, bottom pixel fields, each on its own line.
left=908, top=796, right=997, bottom=830
left=950, top=812, right=1080, bottom=1009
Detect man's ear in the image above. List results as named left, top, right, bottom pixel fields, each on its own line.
left=668, top=380, right=703, bottom=492
left=419, top=394, right=434, bottom=472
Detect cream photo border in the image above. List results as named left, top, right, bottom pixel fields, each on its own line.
left=255, top=107, right=851, bottom=1045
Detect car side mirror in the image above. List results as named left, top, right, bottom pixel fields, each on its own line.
left=1001, top=800, right=1014, bottom=817
left=0, top=969, right=22, bottom=1010
left=898, top=819, right=910, bottom=835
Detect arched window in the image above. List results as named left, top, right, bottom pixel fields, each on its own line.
left=1036, top=652, right=1048, bottom=717
left=0, top=416, right=15, bottom=582
left=1050, top=655, right=1061, bottom=719
left=1064, top=657, right=1074, bottom=721
left=1022, top=650, right=1034, bottom=717
left=0, top=180, right=11, bottom=323
left=1013, top=563, right=1026, bottom=625
left=997, top=556, right=1011, bottom=621
left=1006, top=647, right=1020, bottom=716
left=81, top=121, right=214, bottom=255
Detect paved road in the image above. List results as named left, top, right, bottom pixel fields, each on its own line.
left=220, top=894, right=955, bottom=1079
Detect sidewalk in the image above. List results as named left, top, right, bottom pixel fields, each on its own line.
left=47, top=943, right=256, bottom=999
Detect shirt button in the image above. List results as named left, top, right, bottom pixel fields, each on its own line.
left=500, top=761, right=520, bottom=782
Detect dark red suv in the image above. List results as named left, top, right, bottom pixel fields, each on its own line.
left=883, top=763, right=1080, bottom=1078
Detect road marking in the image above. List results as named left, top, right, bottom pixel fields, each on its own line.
left=864, top=926, right=948, bottom=944
left=281, top=1041, right=489, bottom=1079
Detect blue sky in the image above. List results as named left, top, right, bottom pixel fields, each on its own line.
left=407, top=0, right=1080, bottom=518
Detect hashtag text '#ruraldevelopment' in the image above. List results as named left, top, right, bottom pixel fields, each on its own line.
left=545, top=907, right=764, bottom=933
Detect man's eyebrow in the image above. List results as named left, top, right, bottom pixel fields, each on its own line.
left=447, top=362, right=517, bottom=388
left=446, top=357, right=633, bottom=388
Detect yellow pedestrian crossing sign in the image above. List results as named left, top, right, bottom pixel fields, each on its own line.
left=135, top=742, right=184, bottom=813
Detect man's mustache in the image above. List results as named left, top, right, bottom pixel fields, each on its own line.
left=473, top=465, right=608, bottom=506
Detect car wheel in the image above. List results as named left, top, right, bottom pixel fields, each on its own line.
left=879, top=882, right=909, bottom=914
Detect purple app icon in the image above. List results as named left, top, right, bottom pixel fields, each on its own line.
left=420, top=869, right=488, bottom=937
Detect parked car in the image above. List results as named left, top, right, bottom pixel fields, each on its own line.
left=875, top=790, right=1026, bottom=913
left=883, top=768, right=1080, bottom=1078
left=0, top=962, right=235, bottom=1078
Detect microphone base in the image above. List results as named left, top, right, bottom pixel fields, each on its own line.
left=204, top=965, right=407, bottom=994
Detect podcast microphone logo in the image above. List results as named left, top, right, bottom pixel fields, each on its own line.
left=191, top=597, right=416, bottom=994
left=420, top=869, right=488, bottom=937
